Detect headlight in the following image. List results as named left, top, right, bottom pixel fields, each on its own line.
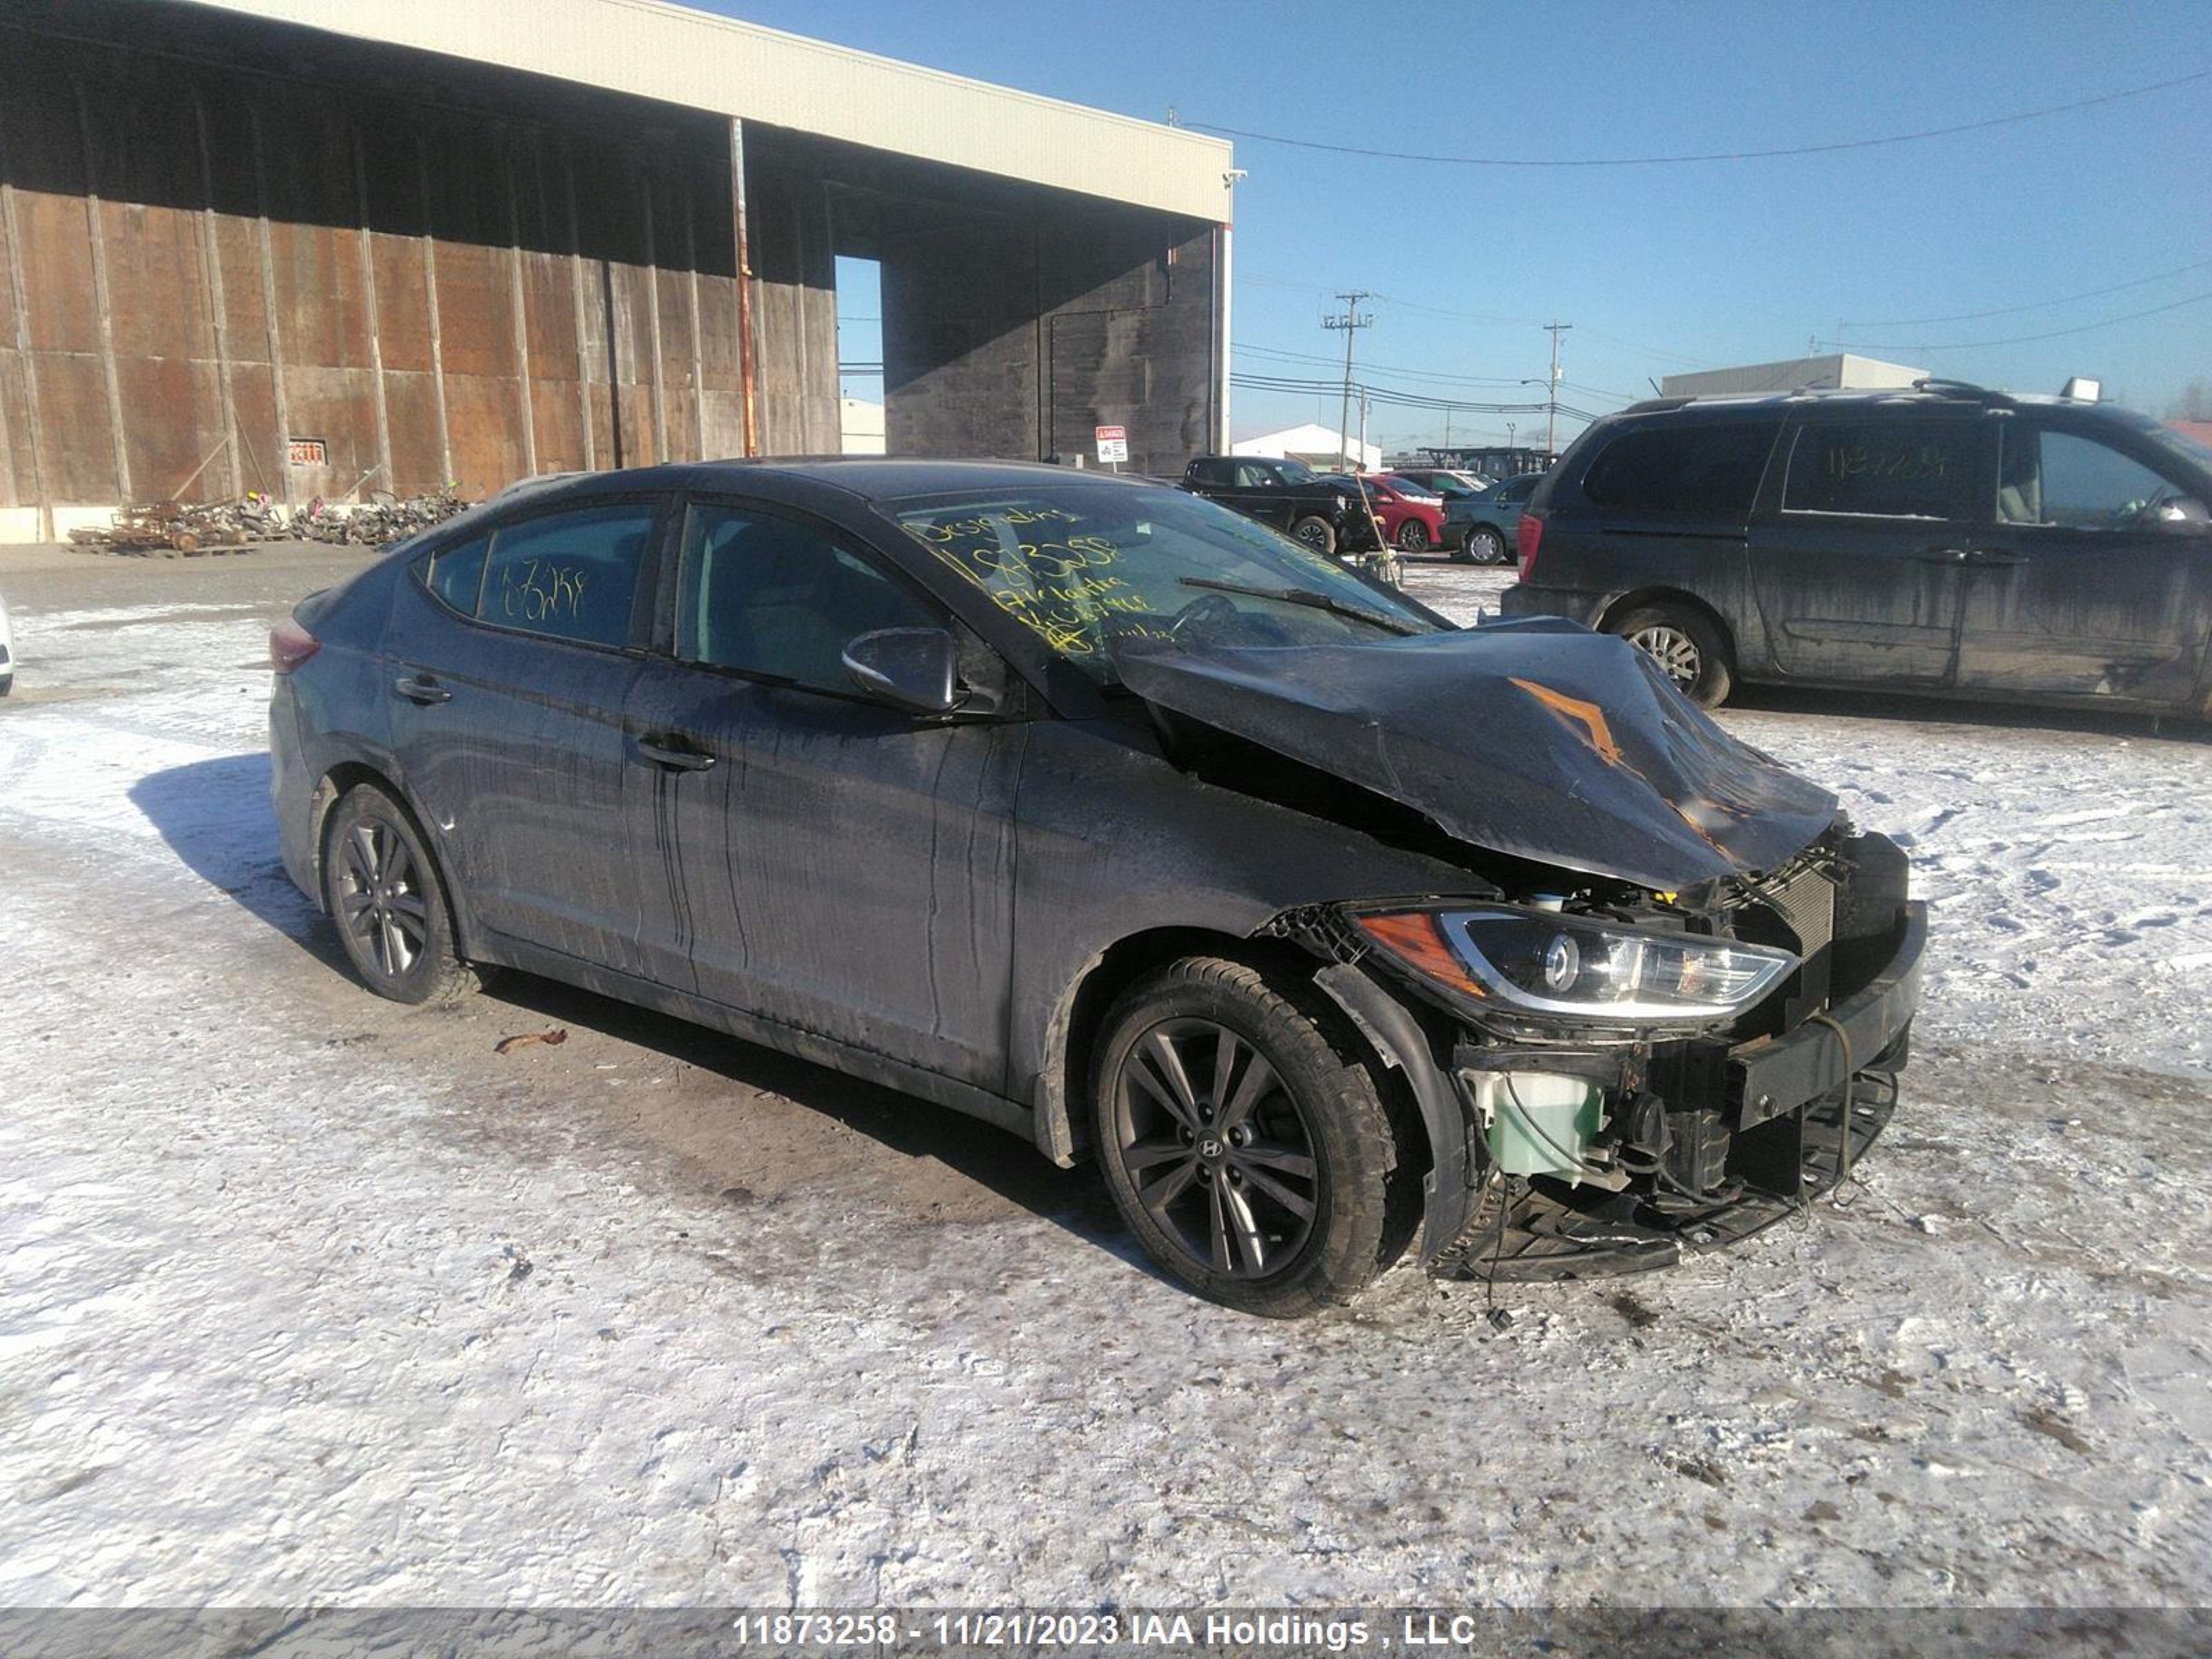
left=1353, top=905, right=1797, bottom=1024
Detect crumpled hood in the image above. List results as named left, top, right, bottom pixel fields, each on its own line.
left=1110, top=617, right=1838, bottom=892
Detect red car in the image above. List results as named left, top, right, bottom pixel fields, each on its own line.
left=1323, top=473, right=1448, bottom=552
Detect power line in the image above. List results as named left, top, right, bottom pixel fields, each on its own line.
left=1819, top=289, right=2212, bottom=353
left=1237, top=341, right=1538, bottom=388
left=1839, top=257, right=2212, bottom=328
left=1188, top=66, right=2211, bottom=167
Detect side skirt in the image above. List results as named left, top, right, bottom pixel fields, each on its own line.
left=482, top=933, right=1035, bottom=1142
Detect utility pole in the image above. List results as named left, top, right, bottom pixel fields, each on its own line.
left=1543, top=320, right=1572, bottom=461
left=1357, top=388, right=1370, bottom=469
left=1323, top=291, right=1373, bottom=470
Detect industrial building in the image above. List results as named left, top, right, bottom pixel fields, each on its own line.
left=1659, top=353, right=1927, bottom=399
left=0, top=0, right=1235, bottom=541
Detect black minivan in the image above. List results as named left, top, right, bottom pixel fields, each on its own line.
left=1503, top=382, right=2212, bottom=713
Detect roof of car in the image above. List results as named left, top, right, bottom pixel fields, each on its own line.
left=502, top=456, right=1172, bottom=503
left=1617, top=381, right=2105, bottom=420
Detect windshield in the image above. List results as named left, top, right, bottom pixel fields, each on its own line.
left=1271, top=458, right=1320, bottom=485
left=888, top=485, right=1443, bottom=679
left=2116, top=409, right=2212, bottom=482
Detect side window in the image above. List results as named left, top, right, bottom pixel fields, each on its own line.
left=676, top=503, right=940, bottom=695
left=476, top=503, right=658, bottom=647
left=1191, top=459, right=1228, bottom=486
left=1580, top=422, right=1772, bottom=516
left=1233, top=462, right=1272, bottom=488
left=1783, top=420, right=1978, bottom=521
left=2000, top=427, right=2184, bottom=529
left=420, top=531, right=489, bottom=616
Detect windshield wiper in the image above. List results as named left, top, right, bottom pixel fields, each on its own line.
left=1177, top=577, right=1423, bottom=636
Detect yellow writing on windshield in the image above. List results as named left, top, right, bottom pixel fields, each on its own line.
left=900, top=510, right=1161, bottom=657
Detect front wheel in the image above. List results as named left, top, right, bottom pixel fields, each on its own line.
left=1396, top=519, right=1430, bottom=552
left=1288, top=515, right=1338, bottom=556
left=1091, top=958, right=1412, bottom=1317
left=1463, top=523, right=1508, bottom=565
left=323, top=783, right=482, bottom=1005
left=1611, top=603, right=1735, bottom=709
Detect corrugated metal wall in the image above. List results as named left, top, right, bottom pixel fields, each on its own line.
left=0, top=17, right=751, bottom=521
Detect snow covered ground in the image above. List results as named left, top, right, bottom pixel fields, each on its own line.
left=1, top=547, right=2208, bottom=1610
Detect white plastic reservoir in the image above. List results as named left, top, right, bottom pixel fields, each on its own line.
left=1474, top=1072, right=1602, bottom=1181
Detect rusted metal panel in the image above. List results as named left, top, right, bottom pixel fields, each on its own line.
left=225, top=361, right=280, bottom=494
left=116, top=357, right=227, bottom=501
left=379, top=371, right=444, bottom=496
left=437, top=373, right=524, bottom=499
left=527, top=380, right=585, bottom=474
left=280, top=364, right=379, bottom=496
left=31, top=353, right=120, bottom=503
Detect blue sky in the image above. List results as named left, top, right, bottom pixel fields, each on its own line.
left=700, top=0, right=2210, bottom=453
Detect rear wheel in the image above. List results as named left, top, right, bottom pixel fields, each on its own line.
left=322, top=783, right=481, bottom=1005
left=1289, top=515, right=1337, bottom=556
left=1396, top=518, right=1430, bottom=552
left=1611, top=603, right=1735, bottom=709
left=1091, top=957, right=1412, bottom=1317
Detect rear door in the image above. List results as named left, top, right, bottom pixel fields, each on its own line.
left=386, top=496, right=667, bottom=973
left=1956, top=415, right=2212, bottom=705
left=1748, top=410, right=1992, bottom=686
left=622, top=495, right=1024, bottom=1091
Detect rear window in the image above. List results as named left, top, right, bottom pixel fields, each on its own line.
left=1783, top=419, right=1978, bottom=521
left=414, top=502, right=658, bottom=648
left=1580, top=422, right=1772, bottom=515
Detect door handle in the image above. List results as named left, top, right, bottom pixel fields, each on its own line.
left=393, top=674, right=451, bottom=704
left=1964, top=549, right=2025, bottom=567
left=636, top=736, right=716, bottom=772
left=1911, top=547, right=1970, bottom=564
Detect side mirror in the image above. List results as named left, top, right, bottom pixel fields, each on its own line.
left=2154, top=495, right=2211, bottom=532
left=842, top=626, right=962, bottom=715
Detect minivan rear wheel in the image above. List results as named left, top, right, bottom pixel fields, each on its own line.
left=323, top=782, right=482, bottom=1006
left=1289, top=515, right=1337, bottom=556
left=1091, top=957, right=1412, bottom=1317
left=1613, top=603, right=1734, bottom=709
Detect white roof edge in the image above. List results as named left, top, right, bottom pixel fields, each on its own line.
left=178, top=0, right=1237, bottom=223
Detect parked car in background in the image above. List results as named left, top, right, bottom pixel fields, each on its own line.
left=0, top=590, right=13, bottom=697
left=270, top=458, right=1921, bottom=1315
left=1442, top=471, right=1544, bottom=564
left=1322, top=472, right=1447, bottom=552
left=1503, top=380, right=2212, bottom=713
left=1180, top=455, right=1377, bottom=554
left=1390, top=466, right=1492, bottom=500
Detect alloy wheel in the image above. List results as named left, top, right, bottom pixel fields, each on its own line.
left=335, top=818, right=432, bottom=979
left=1629, top=623, right=1701, bottom=688
left=1295, top=521, right=1331, bottom=552
left=1111, top=1018, right=1322, bottom=1279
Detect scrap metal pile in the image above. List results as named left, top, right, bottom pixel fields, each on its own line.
left=68, top=488, right=471, bottom=554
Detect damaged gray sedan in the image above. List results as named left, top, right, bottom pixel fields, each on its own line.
left=270, top=460, right=1924, bottom=1317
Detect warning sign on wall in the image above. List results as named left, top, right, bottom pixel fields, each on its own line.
left=287, top=437, right=328, bottom=467
left=1094, top=424, right=1128, bottom=466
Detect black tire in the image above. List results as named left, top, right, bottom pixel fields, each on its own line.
left=1396, top=518, right=1429, bottom=552
left=1288, top=515, right=1337, bottom=556
left=1611, top=602, right=1735, bottom=709
left=1091, top=957, right=1414, bottom=1317
left=1463, top=523, right=1508, bottom=565
left=322, top=782, right=482, bottom=1005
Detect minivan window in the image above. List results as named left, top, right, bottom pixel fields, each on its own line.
left=476, top=504, right=658, bottom=647
left=1998, top=427, right=2188, bottom=529
left=1783, top=420, right=1978, bottom=521
left=1581, top=423, right=1772, bottom=516
left=677, top=504, right=940, bottom=694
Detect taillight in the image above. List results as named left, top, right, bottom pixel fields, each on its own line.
left=270, top=618, right=319, bottom=673
left=1516, top=512, right=1544, bottom=581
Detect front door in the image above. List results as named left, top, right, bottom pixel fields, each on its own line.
left=1956, top=417, right=2211, bottom=706
left=386, top=498, right=666, bottom=973
left=1747, top=412, right=1991, bottom=686
left=623, top=498, right=1024, bottom=1092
